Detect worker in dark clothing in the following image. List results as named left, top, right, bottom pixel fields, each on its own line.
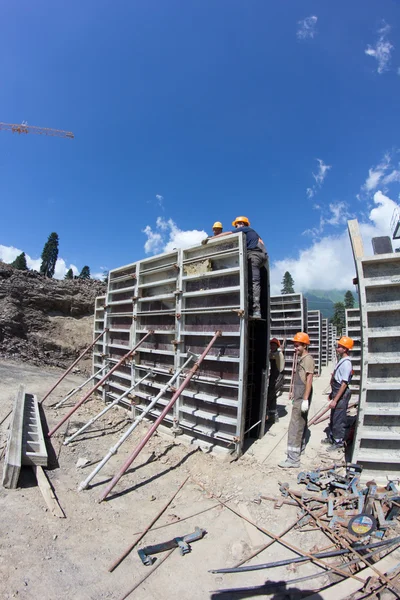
left=209, top=216, right=267, bottom=318
left=279, top=332, right=314, bottom=468
left=322, top=336, right=354, bottom=452
left=267, top=338, right=285, bottom=424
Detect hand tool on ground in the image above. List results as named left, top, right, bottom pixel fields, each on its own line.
left=138, top=527, right=206, bottom=566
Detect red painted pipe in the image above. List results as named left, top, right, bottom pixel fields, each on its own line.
left=98, top=331, right=222, bottom=502
left=48, top=331, right=154, bottom=437
left=40, top=329, right=108, bottom=404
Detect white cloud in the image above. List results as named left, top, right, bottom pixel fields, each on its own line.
left=363, top=152, right=393, bottom=192
left=365, top=23, right=394, bottom=74
left=306, top=158, right=331, bottom=198
left=0, top=244, right=78, bottom=279
left=155, top=194, right=164, bottom=208
left=143, top=217, right=207, bottom=254
left=325, top=202, right=350, bottom=226
left=297, top=15, right=318, bottom=40
left=383, top=170, right=400, bottom=185
left=271, top=191, right=398, bottom=293
left=306, top=187, right=314, bottom=199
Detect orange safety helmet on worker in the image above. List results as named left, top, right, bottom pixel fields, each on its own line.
left=293, top=332, right=310, bottom=346
left=337, top=336, right=354, bottom=350
left=270, top=337, right=281, bottom=347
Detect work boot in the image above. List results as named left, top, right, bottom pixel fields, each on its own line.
left=252, top=311, right=261, bottom=319
left=326, top=441, right=345, bottom=452
left=278, top=459, right=300, bottom=469
left=321, top=438, right=333, bottom=445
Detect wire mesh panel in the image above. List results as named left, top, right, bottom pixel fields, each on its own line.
left=93, top=234, right=270, bottom=455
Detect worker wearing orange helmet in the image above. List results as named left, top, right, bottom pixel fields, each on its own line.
left=211, top=221, right=223, bottom=236
left=279, top=332, right=314, bottom=469
left=211, top=216, right=267, bottom=319
left=267, top=338, right=285, bottom=424
left=322, top=336, right=354, bottom=452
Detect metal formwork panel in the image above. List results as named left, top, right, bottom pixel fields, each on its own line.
left=270, top=293, right=306, bottom=391
left=98, top=234, right=270, bottom=455
left=321, top=318, right=328, bottom=367
left=328, top=323, right=337, bottom=364
left=93, top=295, right=106, bottom=397
left=307, top=310, right=322, bottom=375
left=345, top=308, right=361, bottom=397
left=348, top=219, right=400, bottom=481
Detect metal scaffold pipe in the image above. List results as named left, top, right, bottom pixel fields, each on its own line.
left=98, top=331, right=222, bottom=502
left=40, top=329, right=108, bottom=404
left=78, top=354, right=195, bottom=492
left=54, top=364, right=108, bottom=409
left=64, top=370, right=154, bottom=445
left=48, top=331, right=154, bottom=438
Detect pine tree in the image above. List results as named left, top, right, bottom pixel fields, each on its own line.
left=40, top=232, right=59, bottom=278
left=11, top=252, right=28, bottom=270
left=344, top=290, right=355, bottom=309
left=281, top=271, right=295, bottom=294
left=79, top=265, right=91, bottom=279
left=331, top=301, right=346, bottom=332
left=102, top=270, right=109, bottom=283
left=65, top=268, right=74, bottom=280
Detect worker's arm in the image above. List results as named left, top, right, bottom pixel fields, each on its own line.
left=329, top=382, right=348, bottom=409
left=304, top=372, right=313, bottom=401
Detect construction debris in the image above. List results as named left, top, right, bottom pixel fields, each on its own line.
left=34, top=466, right=65, bottom=518
left=138, top=526, right=206, bottom=566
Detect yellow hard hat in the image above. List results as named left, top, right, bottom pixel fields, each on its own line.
left=213, top=222, right=223, bottom=229
left=232, top=216, right=250, bottom=227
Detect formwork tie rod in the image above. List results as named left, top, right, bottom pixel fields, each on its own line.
left=64, top=370, right=154, bottom=446
left=78, top=355, right=195, bottom=492
left=40, top=329, right=108, bottom=405
left=98, top=331, right=222, bottom=502
left=53, top=364, right=108, bottom=410
left=48, top=331, right=154, bottom=438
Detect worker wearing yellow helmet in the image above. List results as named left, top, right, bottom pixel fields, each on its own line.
left=211, top=216, right=267, bottom=319
left=322, top=336, right=354, bottom=452
left=279, top=332, right=315, bottom=469
left=212, top=222, right=223, bottom=236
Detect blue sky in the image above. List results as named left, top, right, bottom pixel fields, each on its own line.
left=1, top=1, right=400, bottom=289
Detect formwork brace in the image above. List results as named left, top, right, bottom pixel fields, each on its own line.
left=53, top=364, right=108, bottom=409
left=78, top=353, right=196, bottom=491
left=48, top=331, right=154, bottom=437
left=63, top=370, right=155, bottom=445
left=98, top=331, right=222, bottom=502
left=40, top=329, right=108, bottom=404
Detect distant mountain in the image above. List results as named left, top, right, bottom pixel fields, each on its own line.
left=303, top=289, right=359, bottom=320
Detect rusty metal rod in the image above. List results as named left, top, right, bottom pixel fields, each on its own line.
left=40, top=329, right=107, bottom=404
left=287, top=491, right=400, bottom=595
left=98, top=331, right=222, bottom=502
left=109, top=475, right=189, bottom=572
left=48, top=331, right=154, bottom=437
left=308, top=403, right=330, bottom=426
left=312, top=401, right=359, bottom=426
left=120, top=548, right=176, bottom=600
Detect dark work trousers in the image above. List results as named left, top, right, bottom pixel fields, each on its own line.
left=267, top=360, right=279, bottom=419
left=287, top=369, right=313, bottom=463
left=247, top=249, right=267, bottom=313
left=328, top=379, right=351, bottom=443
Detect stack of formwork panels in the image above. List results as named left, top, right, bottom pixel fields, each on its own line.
left=345, top=308, right=361, bottom=397
left=307, top=310, right=322, bottom=375
left=328, top=323, right=337, bottom=363
left=94, top=233, right=270, bottom=456
left=270, top=293, right=307, bottom=391
left=321, top=318, right=328, bottom=367
left=93, top=295, right=106, bottom=399
left=348, top=219, right=400, bottom=482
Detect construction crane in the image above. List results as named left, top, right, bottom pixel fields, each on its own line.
left=0, top=122, right=74, bottom=139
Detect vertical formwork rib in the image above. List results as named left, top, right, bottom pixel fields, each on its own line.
left=345, top=308, right=361, bottom=398
left=270, top=293, right=307, bottom=391
left=307, top=310, right=322, bottom=375
left=93, top=295, right=106, bottom=399
left=348, top=219, right=400, bottom=481
left=328, top=323, right=337, bottom=364
left=94, top=233, right=270, bottom=455
left=321, top=318, right=328, bottom=367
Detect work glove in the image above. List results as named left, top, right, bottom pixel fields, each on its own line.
left=301, top=399, right=309, bottom=413
left=201, top=237, right=209, bottom=245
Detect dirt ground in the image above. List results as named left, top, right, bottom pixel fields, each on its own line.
left=0, top=360, right=393, bottom=600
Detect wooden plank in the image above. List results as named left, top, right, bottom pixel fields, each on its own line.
left=34, top=466, right=65, bottom=518
left=2, top=385, right=25, bottom=489
left=303, top=552, right=400, bottom=600
left=348, top=219, right=364, bottom=260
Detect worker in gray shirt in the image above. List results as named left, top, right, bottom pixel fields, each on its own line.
left=322, top=336, right=354, bottom=452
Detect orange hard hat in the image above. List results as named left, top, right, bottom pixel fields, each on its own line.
left=293, top=332, right=310, bottom=345
left=232, top=216, right=250, bottom=227
left=338, top=336, right=354, bottom=350
left=270, top=337, right=280, bottom=347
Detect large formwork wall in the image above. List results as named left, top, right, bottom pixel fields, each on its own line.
left=270, top=293, right=307, bottom=391
left=97, top=234, right=269, bottom=455
left=321, top=318, right=328, bottom=367
left=348, top=219, right=400, bottom=481
left=93, top=296, right=106, bottom=399
left=345, top=308, right=361, bottom=398
left=307, top=310, right=322, bottom=375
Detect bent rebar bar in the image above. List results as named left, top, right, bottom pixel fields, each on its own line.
left=78, top=354, right=195, bottom=491
left=98, top=331, right=222, bottom=502
left=48, top=331, right=154, bottom=437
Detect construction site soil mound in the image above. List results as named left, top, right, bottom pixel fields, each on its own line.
left=0, top=262, right=106, bottom=372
